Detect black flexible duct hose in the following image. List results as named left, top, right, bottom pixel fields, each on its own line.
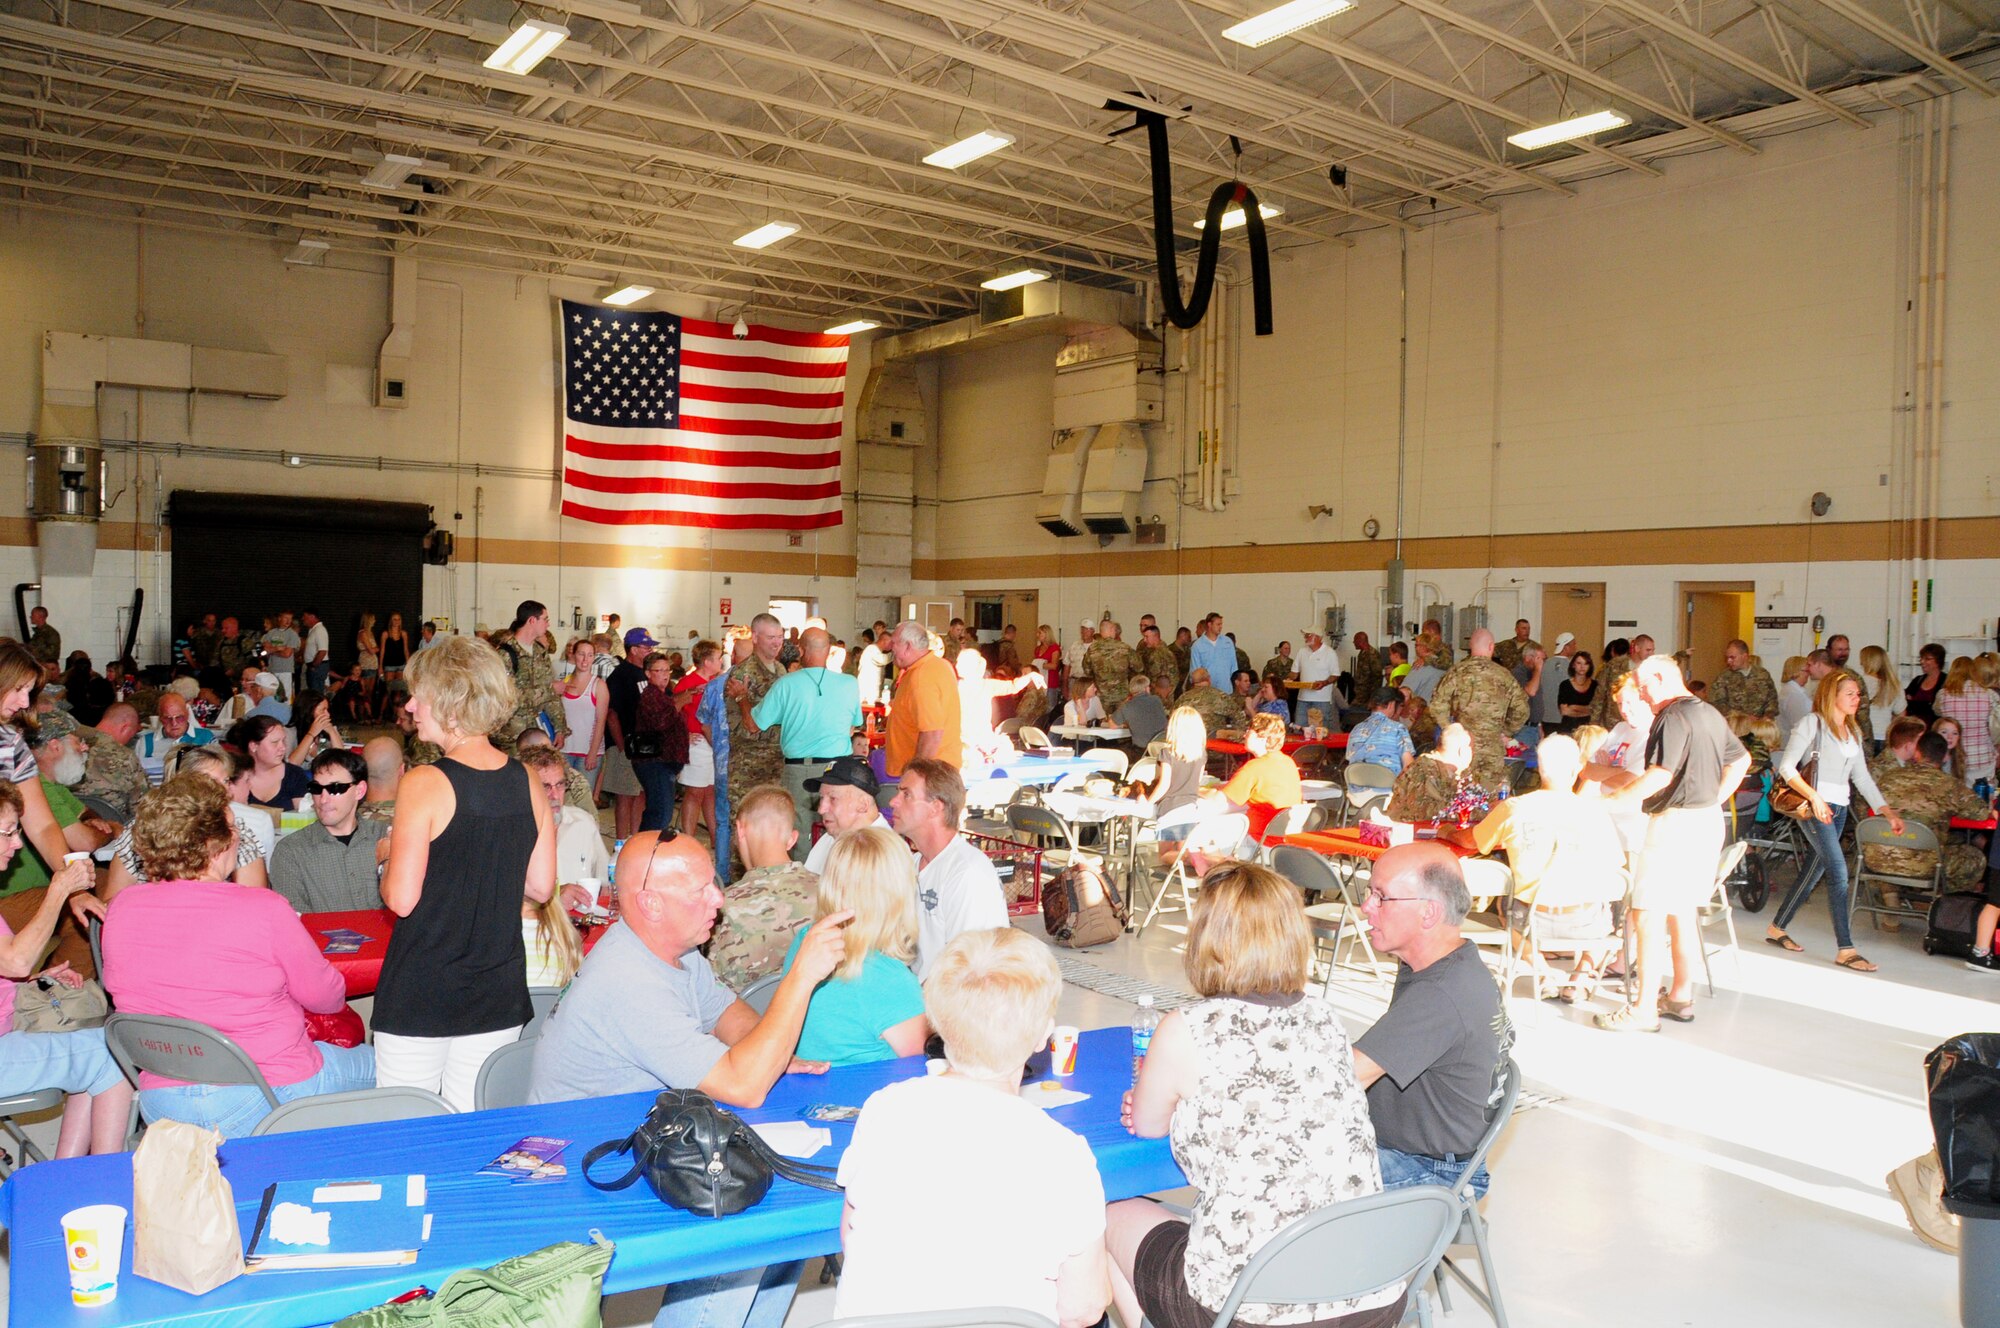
left=121, top=588, right=143, bottom=666
left=1137, top=111, right=1274, bottom=336
left=12, top=584, right=31, bottom=642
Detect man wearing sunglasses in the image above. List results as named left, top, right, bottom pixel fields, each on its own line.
left=269, top=749, right=390, bottom=912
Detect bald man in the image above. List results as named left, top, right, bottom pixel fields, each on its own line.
left=359, top=736, right=407, bottom=823
left=738, top=626, right=864, bottom=858
left=75, top=702, right=152, bottom=820
left=1429, top=628, right=1530, bottom=791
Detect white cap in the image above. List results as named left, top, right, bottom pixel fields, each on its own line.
left=1554, top=632, right=1576, bottom=650
left=1137, top=993, right=1154, bottom=1007
left=254, top=671, right=281, bottom=692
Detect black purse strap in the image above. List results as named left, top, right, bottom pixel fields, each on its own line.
left=581, top=1135, right=647, bottom=1192
left=732, top=1119, right=842, bottom=1192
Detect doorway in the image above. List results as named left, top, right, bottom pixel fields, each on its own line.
left=767, top=597, right=818, bottom=633
left=964, top=590, right=1040, bottom=645
left=1678, top=582, right=1755, bottom=687
left=1540, top=583, right=1606, bottom=661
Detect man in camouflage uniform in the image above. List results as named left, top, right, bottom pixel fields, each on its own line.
left=1870, top=716, right=1926, bottom=786
left=25, top=606, right=60, bottom=669
left=1492, top=619, right=1541, bottom=675
left=1707, top=639, right=1779, bottom=719
left=1386, top=724, right=1472, bottom=822
left=75, top=704, right=151, bottom=821
left=705, top=785, right=818, bottom=989
left=1179, top=669, right=1241, bottom=737
left=1261, top=641, right=1294, bottom=689
left=213, top=616, right=256, bottom=680
left=1825, top=634, right=1875, bottom=747
left=1429, top=628, right=1529, bottom=791
left=189, top=612, right=221, bottom=670
left=1137, top=624, right=1178, bottom=698
left=1349, top=632, right=1383, bottom=708
left=1867, top=733, right=1992, bottom=928
left=1420, top=619, right=1455, bottom=670
left=722, top=613, right=786, bottom=799
left=1591, top=640, right=1635, bottom=729
left=1169, top=627, right=1194, bottom=690
left=1079, top=620, right=1141, bottom=715
left=494, top=601, right=566, bottom=748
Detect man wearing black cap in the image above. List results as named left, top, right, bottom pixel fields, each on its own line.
left=802, top=756, right=890, bottom=875
left=602, top=627, right=656, bottom=840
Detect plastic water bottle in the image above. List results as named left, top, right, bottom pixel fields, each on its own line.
left=607, top=838, right=626, bottom=908
left=1131, top=994, right=1160, bottom=1080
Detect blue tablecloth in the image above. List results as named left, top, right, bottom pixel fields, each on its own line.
left=2, top=1028, right=1180, bottom=1328
left=982, top=756, right=1108, bottom=786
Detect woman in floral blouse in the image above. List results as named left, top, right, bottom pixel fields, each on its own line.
left=1106, top=861, right=1405, bottom=1328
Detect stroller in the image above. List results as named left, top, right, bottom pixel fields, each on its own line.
left=1725, top=771, right=1806, bottom=912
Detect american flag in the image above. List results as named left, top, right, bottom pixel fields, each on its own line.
left=558, top=299, right=848, bottom=529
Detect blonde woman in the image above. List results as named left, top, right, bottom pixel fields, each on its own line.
left=1146, top=706, right=1210, bottom=837
left=374, top=636, right=557, bottom=1110
left=1936, top=657, right=1996, bottom=785
left=522, top=890, right=582, bottom=989
left=355, top=612, right=380, bottom=721
left=1857, top=646, right=1904, bottom=751
left=1767, top=670, right=1904, bottom=971
left=778, top=826, right=927, bottom=1065
left=1777, top=654, right=1813, bottom=744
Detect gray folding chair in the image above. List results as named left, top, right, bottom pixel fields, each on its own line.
left=522, top=985, right=564, bottom=1040
left=995, top=717, right=1025, bottom=738
left=1341, top=763, right=1397, bottom=827
left=252, top=1087, right=455, bottom=1135
left=104, top=1012, right=280, bottom=1146
left=1258, top=803, right=1315, bottom=857
left=829, top=1311, right=1056, bottom=1328
left=0, top=1089, right=63, bottom=1175
left=1273, top=845, right=1379, bottom=990
left=1147, top=1186, right=1459, bottom=1328
left=474, top=1035, right=540, bottom=1111
left=1016, top=725, right=1052, bottom=751
left=741, top=973, right=782, bottom=1014
left=1139, top=813, right=1249, bottom=934
left=88, top=916, right=106, bottom=986
left=1698, top=842, right=1747, bottom=996
left=1851, top=817, right=1943, bottom=931
left=1433, top=1058, right=1522, bottom=1328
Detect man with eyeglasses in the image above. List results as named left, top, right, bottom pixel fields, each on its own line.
left=1352, top=842, right=1512, bottom=1199
left=269, top=749, right=390, bottom=912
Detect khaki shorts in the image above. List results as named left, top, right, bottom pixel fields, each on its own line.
left=1629, top=805, right=1723, bottom=913
left=599, top=744, right=643, bottom=797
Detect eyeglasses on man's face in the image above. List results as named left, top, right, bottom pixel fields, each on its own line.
left=1364, top=887, right=1427, bottom=908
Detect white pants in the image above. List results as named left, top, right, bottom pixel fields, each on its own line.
left=373, top=1026, right=524, bottom=1112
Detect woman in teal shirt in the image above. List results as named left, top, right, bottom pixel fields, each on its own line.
left=781, top=826, right=927, bottom=1065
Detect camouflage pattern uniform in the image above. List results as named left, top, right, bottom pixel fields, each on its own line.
left=26, top=624, right=61, bottom=666
left=1868, top=748, right=1909, bottom=787
left=1492, top=636, right=1541, bottom=675
left=1839, top=666, right=1876, bottom=745
left=564, top=764, right=597, bottom=815
left=726, top=655, right=784, bottom=796
left=77, top=730, right=151, bottom=820
left=1350, top=647, right=1384, bottom=708
left=1708, top=664, right=1779, bottom=719
left=405, top=735, right=444, bottom=767
left=214, top=635, right=256, bottom=679
left=1260, top=655, right=1293, bottom=688
left=1386, top=756, right=1462, bottom=824
left=1013, top=681, right=1050, bottom=731
left=189, top=627, right=221, bottom=669
left=1080, top=637, right=1141, bottom=714
left=1430, top=657, right=1530, bottom=790
left=359, top=798, right=396, bottom=825
left=1591, top=656, right=1634, bottom=729
left=1138, top=644, right=1179, bottom=692
left=1181, top=684, right=1242, bottom=737
left=706, top=862, right=819, bottom=990
left=497, top=639, right=567, bottom=747
left=1169, top=639, right=1192, bottom=689
left=1233, top=646, right=1253, bottom=679
left=1867, top=765, right=1990, bottom=888
left=1429, top=638, right=1455, bottom=670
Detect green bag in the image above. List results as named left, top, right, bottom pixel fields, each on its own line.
left=334, top=1234, right=614, bottom=1328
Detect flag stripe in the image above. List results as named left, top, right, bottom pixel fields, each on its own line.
left=677, top=414, right=840, bottom=440
left=562, top=500, right=844, bottom=530
left=681, top=349, right=847, bottom=379
left=682, top=319, right=849, bottom=351
left=679, top=382, right=845, bottom=410
left=563, top=467, right=841, bottom=501
left=564, top=435, right=839, bottom=471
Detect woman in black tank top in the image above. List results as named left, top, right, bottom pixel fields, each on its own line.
left=374, top=635, right=557, bottom=1109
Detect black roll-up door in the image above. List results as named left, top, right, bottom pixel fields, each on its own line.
left=168, top=491, right=431, bottom=674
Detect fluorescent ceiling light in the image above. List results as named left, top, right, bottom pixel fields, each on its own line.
left=923, top=131, right=1014, bottom=169
left=361, top=153, right=422, bottom=188
left=601, top=284, right=654, bottom=307
left=483, top=19, right=570, bottom=76
left=826, top=319, right=878, bottom=335
left=283, top=239, right=330, bottom=266
left=733, top=222, right=800, bottom=249
left=1193, top=202, right=1284, bottom=231
left=1507, top=109, right=1630, bottom=150
left=1222, top=0, right=1354, bottom=48
left=980, top=269, right=1050, bottom=291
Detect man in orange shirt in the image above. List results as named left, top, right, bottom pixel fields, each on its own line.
left=885, top=621, right=962, bottom=775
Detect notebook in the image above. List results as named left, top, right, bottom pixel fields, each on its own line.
left=244, top=1175, right=430, bottom=1272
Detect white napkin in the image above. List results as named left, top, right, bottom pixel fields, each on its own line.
left=1020, top=1081, right=1090, bottom=1110
left=750, top=1121, right=833, bottom=1159
left=269, top=1201, right=332, bottom=1247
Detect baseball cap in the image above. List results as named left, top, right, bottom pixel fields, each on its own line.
left=624, top=627, right=658, bottom=647
left=254, top=671, right=281, bottom=692
left=1080, top=620, right=1094, bottom=630
left=804, top=755, right=879, bottom=796
left=1555, top=632, right=1576, bottom=650
left=31, top=710, right=77, bottom=745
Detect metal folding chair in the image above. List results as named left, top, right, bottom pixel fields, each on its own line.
left=522, top=985, right=563, bottom=1040
left=1259, top=803, right=1316, bottom=856
left=0, top=1089, right=63, bottom=1175
left=741, top=973, right=782, bottom=1014
left=1081, top=748, right=1130, bottom=780
left=1432, top=1058, right=1522, bottom=1328
left=1698, top=842, right=1747, bottom=996
left=1341, top=763, right=1397, bottom=827
left=1457, top=859, right=1517, bottom=962
left=1139, top=813, right=1249, bottom=934
left=252, top=1087, right=454, bottom=1135
left=104, top=1012, right=280, bottom=1145
left=1016, top=725, right=1052, bottom=751
left=1851, top=817, right=1944, bottom=931
left=474, top=1035, right=540, bottom=1111
left=1273, top=845, right=1381, bottom=990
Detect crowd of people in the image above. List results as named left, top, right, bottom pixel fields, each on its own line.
left=0, top=594, right=1991, bottom=1325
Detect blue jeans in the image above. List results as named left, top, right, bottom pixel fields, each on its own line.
left=1378, top=1144, right=1490, bottom=1199
left=656, top=1260, right=803, bottom=1328
left=139, top=1041, right=376, bottom=1139
left=1773, top=803, right=1854, bottom=949
left=636, top=760, right=680, bottom=832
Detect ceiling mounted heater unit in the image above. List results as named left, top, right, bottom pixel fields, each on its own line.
left=1036, top=428, right=1092, bottom=537
left=1079, top=422, right=1148, bottom=535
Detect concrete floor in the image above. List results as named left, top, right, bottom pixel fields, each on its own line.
left=2, top=859, right=1976, bottom=1327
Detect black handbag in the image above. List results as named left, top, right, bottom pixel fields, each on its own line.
left=581, top=1090, right=841, bottom=1218
left=624, top=731, right=666, bottom=761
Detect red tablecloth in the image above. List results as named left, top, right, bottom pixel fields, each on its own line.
left=1950, top=815, right=1997, bottom=830
left=303, top=908, right=612, bottom=999
left=1270, top=826, right=1476, bottom=862
left=1206, top=733, right=1349, bottom=758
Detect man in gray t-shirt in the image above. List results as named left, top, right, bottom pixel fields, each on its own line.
left=1354, top=843, right=1513, bottom=1198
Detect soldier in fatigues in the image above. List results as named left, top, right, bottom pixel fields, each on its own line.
left=75, top=711, right=151, bottom=820
left=214, top=618, right=256, bottom=680
left=1349, top=633, right=1383, bottom=708
left=1591, top=643, right=1635, bottom=730
left=1385, top=726, right=1473, bottom=823
left=1708, top=640, right=1779, bottom=718
left=1420, top=620, right=1454, bottom=670
left=1261, top=643, right=1293, bottom=689
left=1867, top=735, right=1993, bottom=927
left=25, top=607, right=60, bottom=669
left=1079, top=622, right=1141, bottom=715
left=1136, top=625, right=1178, bottom=700
left=1429, top=629, right=1529, bottom=791
left=494, top=602, right=567, bottom=748
left=1179, top=670, right=1242, bottom=737
left=722, top=614, right=786, bottom=805
left=1169, top=628, right=1194, bottom=692
left=1492, top=621, right=1541, bottom=675
left=706, top=786, right=820, bottom=989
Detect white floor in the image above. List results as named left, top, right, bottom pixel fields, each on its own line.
left=4, top=882, right=1979, bottom=1327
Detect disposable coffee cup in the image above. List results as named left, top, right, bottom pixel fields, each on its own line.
left=1050, top=1026, right=1080, bottom=1076
left=925, top=1058, right=949, bottom=1076
left=62, top=852, right=92, bottom=867
left=63, top=1203, right=126, bottom=1307
left=576, top=877, right=603, bottom=911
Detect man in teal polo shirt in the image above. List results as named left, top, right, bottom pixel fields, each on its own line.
left=733, top=627, right=862, bottom=862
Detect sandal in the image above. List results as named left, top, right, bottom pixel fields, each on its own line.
left=1593, top=1004, right=1661, bottom=1033
left=1835, top=951, right=1878, bottom=973
left=1657, top=995, right=1696, bottom=1023
left=1764, top=931, right=1804, bottom=952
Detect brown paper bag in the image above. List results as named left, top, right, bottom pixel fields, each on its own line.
left=132, top=1120, right=245, bottom=1294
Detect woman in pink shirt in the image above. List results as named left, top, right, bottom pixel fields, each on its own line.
left=0, top=782, right=131, bottom=1157
left=102, top=774, right=374, bottom=1136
